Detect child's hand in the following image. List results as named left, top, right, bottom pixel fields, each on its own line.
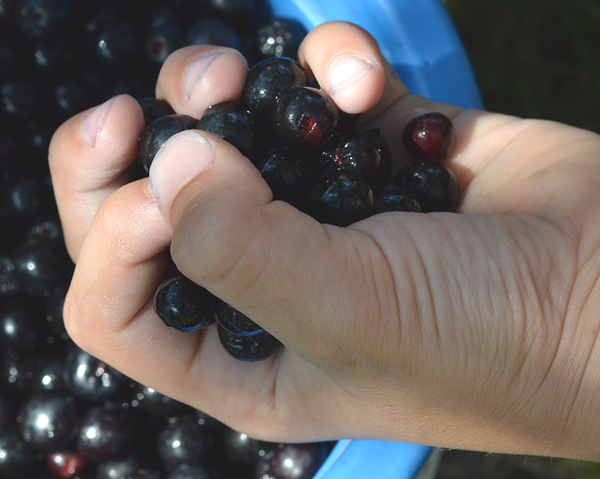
left=49, top=22, right=600, bottom=461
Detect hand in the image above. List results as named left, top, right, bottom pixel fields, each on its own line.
left=49, top=21, right=600, bottom=461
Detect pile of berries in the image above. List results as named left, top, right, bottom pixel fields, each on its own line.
left=0, top=0, right=341, bottom=478
left=144, top=57, right=458, bottom=362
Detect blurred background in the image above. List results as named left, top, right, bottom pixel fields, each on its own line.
left=446, top=0, right=600, bottom=132
left=434, top=0, right=600, bottom=476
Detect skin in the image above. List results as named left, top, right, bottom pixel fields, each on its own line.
left=49, top=22, right=600, bottom=461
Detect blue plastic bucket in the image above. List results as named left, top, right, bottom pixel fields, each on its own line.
left=268, top=0, right=483, bottom=109
left=262, top=0, right=482, bottom=477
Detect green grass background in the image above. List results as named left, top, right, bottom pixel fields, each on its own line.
left=433, top=1, right=600, bottom=476
left=446, top=0, right=600, bottom=133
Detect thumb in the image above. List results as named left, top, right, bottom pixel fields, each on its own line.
left=148, top=130, right=373, bottom=362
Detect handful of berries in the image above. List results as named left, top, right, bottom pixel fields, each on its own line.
left=139, top=56, right=459, bottom=362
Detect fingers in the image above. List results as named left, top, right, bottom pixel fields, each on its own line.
left=49, top=46, right=248, bottom=262
left=155, top=45, right=248, bottom=118
left=148, top=130, right=396, bottom=365
left=64, top=178, right=287, bottom=430
left=298, top=21, right=392, bottom=115
left=49, top=94, right=145, bottom=261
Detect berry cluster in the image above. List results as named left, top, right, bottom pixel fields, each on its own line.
left=1, top=0, right=337, bottom=478
left=144, top=57, right=459, bottom=362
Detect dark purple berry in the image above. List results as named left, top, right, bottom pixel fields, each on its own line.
left=64, top=346, right=129, bottom=401
left=218, top=325, right=280, bottom=362
left=222, top=427, right=275, bottom=467
left=33, top=353, right=67, bottom=391
left=255, top=144, right=314, bottom=207
left=144, top=23, right=186, bottom=67
left=196, top=104, right=265, bottom=158
left=46, top=451, right=87, bottom=479
left=318, top=129, right=386, bottom=182
left=403, top=111, right=456, bottom=161
left=138, top=114, right=197, bottom=172
left=308, top=171, right=374, bottom=226
left=157, top=414, right=216, bottom=472
left=154, top=274, right=217, bottom=332
left=0, top=427, right=44, bottom=478
left=0, top=300, right=47, bottom=351
left=14, top=236, right=71, bottom=296
left=214, top=299, right=264, bottom=336
left=128, top=382, right=189, bottom=416
left=393, top=160, right=459, bottom=213
left=18, top=390, right=81, bottom=451
left=373, top=184, right=422, bottom=214
left=1, top=82, right=37, bottom=119
left=137, top=97, right=175, bottom=126
left=15, top=0, right=71, bottom=38
left=256, top=18, right=307, bottom=59
left=0, top=256, right=20, bottom=295
left=96, top=455, right=139, bottom=479
left=255, top=443, right=331, bottom=479
left=93, top=19, right=139, bottom=65
left=78, top=407, right=130, bottom=462
left=242, top=57, right=307, bottom=119
left=273, top=87, right=339, bottom=150
left=1, top=350, right=37, bottom=394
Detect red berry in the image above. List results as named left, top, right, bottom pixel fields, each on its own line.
left=403, top=111, right=455, bottom=161
left=46, top=451, right=86, bottom=479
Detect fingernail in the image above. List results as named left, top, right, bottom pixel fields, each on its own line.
left=78, top=96, right=117, bottom=148
left=148, top=131, right=214, bottom=208
left=326, top=54, right=376, bottom=97
left=183, top=52, right=225, bottom=100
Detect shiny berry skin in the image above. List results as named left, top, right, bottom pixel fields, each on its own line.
left=144, top=23, right=185, bottom=67
left=318, top=129, right=386, bottom=182
left=403, top=111, right=455, bottom=161
left=255, top=144, right=313, bottom=207
left=93, top=19, right=138, bottom=65
left=137, top=97, right=175, bottom=127
left=14, top=236, right=71, bottom=296
left=1, top=82, right=37, bottom=119
left=242, top=57, right=307, bottom=119
left=46, top=451, right=87, bottom=479
left=214, top=299, right=264, bottom=336
left=273, top=87, right=339, bottom=150
left=1, top=350, right=37, bottom=394
left=308, top=171, right=374, bottom=226
left=255, top=443, right=331, bottom=479
left=0, top=300, right=46, bottom=351
left=0, top=426, right=44, bottom=479
left=15, top=0, right=71, bottom=39
left=78, top=407, right=130, bottom=462
left=33, top=353, right=67, bottom=391
left=373, top=184, right=422, bottom=214
left=222, top=427, right=275, bottom=466
left=196, top=104, right=264, bottom=158
left=154, top=274, right=217, bottom=332
left=256, top=18, right=307, bottom=59
left=138, top=114, right=197, bottom=172
left=128, top=383, right=189, bottom=416
left=393, top=160, right=459, bottom=213
left=64, top=346, right=129, bottom=401
left=218, top=326, right=280, bottom=362
left=95, top=455, right=139, bottom=479
left=18, top=390, right=81, bottom=451
left=157, top=414, right=216, bottom=472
